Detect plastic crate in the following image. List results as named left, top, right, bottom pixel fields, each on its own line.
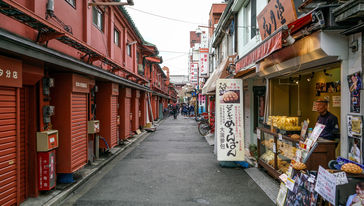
left=334, top=157, right=364, bottom=170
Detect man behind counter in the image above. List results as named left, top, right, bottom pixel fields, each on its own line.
left=316, top=98, right=340, bottom=140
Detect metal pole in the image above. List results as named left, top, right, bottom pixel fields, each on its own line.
left=196, top=64, right=199, bottom=118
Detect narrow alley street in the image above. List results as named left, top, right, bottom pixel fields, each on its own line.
left=62, top=117, right=274, bottom=206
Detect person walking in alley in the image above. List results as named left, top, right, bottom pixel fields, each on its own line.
left=172, top=102, right=178, bottom=119
left=189, top=104, right=194, bottom=117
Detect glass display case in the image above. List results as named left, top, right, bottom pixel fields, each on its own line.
left=257, top=127, right=299, bottom=179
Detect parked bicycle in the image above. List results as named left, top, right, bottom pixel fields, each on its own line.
left=197, top=112, right=215, bottom=136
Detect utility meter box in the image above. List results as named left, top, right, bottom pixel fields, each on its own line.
left=88, top=120, right=100, bottom=134
left=37, top=130, right=59, bottom=152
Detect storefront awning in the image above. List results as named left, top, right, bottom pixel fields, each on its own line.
left=145, top=56, right=162, bottom=63
left=235, top=12, right=313, bottom=74
left=256, top=30, right=347, bottom=78
left=235, top=30, right=283, bottom=72
left=202, top=55, right=235, bottom=95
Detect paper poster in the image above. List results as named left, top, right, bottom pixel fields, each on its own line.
left=332, top=96, right=341, bottom=107
left=348, top=72, right=362, bottom=113
left=348, top=137, right=362, bottom=164
left=347, top=115, right=363, bottom=137
left=216, top=79, right=244, bottom=161
left=307, top=123, right=325, bottom=148
left=315, top=166, right=336, bottom=205
left=285, top=173, right=318, bottom=206
left=276, top=183, right=288, bottom=206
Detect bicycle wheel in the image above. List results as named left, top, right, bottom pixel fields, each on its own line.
left=198, top=121, right=210, bottom=136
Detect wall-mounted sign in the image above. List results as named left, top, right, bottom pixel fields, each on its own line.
left=0, top=55, right=22, bottom=88
left=257, top=0, right=297, bottom=40
left=216, top=79, right=244, bottom=161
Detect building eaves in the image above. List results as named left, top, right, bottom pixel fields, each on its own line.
left=211, top=0, right=234, bottom=48
left=118, top=5, right=160, bottom=51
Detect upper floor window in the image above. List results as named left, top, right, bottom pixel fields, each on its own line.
left=114, top=28, right=120, bottom=46
left=127, top=44, right=132, bottom=57
left=92, top=7, right=104, bottom=31
left=65, top=0, right=76, bottom=8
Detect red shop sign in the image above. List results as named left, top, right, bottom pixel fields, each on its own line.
left=0, top=55, right=22, bottom=87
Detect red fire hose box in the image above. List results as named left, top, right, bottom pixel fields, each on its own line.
left=38, top=150, right=56, bottom=191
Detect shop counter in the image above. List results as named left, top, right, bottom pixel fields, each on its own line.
left=257, top=127, right=336, bottom=179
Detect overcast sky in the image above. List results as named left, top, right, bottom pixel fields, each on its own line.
left=125, top=0, right=223, bottom=76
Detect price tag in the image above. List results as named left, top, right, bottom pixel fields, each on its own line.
left=257, top=129, right=261, bottom=140
left=295, top=149, right=302, bottom=162
left=273, top=143, right=277, bottom=153
left=278, top=133, right=283, bottom=141
left=333, top=172, right=348, bottom=185
left=285, top=177, right=295, bottom=192
left=279, top=174, right=288, bottom=184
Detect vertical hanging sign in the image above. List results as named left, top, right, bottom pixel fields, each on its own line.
left=199, top=48, right=209, bottom=78
left=190, top=63, right=198, bottom=84
left=216, top=79, right=244, bottom=161
left=198, top=94, right=206, bottom=113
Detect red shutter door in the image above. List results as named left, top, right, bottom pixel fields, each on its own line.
left=0, top=87, right=17, bottom=205
left=111, top=96, right=118, bottom=147
left=71, top=93, right=87, bottom=172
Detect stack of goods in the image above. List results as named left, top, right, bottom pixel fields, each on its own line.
left=292, top=162, right=307, bottom=170
left=278, top=159, right=290, bottom=173
left=267, top=116, right=301, bottom=131
left=261, top=150, right=275, bottom=165
left=341, top=163, right=363, bottom=174
left=278, top=141, right=297, bottom=160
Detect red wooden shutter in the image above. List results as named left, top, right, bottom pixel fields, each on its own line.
left=111, top=96, right=118, bottom=147
left=71, top=93, right=87, bottom=172
left=0, top=87, right=17, bottom=205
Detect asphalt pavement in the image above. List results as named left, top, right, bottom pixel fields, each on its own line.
left=62, top=116, right=274, bottom=206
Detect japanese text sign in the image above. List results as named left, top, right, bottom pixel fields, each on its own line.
left=315, top=166, right=336, bottom=205
left=216, top=79, right=244, bottom=161
left=257, top=0, right=297, bottom=40
left=190, top=63, right=198, bottom=83
left=0, top=55, right=22, bottom=88
left=198, top=94, right=206, bottom=113
left=199, top=48, right=209, bottom=78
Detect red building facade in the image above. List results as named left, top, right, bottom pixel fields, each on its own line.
left=0, top=0, right=177, bottom=204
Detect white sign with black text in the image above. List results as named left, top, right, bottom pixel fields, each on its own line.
left=216, top=79, right=244, bottom=161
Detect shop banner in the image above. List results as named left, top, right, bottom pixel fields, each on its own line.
left=216, top=79, right=244, bottom=161
left=315, top=166, right=336, bottom=205
left=198, top=94, right=206, bottom=114
left=199, top=48, right=209, bottom=78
